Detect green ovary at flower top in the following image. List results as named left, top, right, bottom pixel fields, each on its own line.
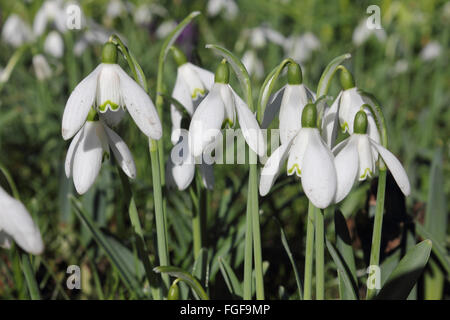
left=260, top=103, right=337, bottom=209
left=188, top=60, right=266, bottom=158
left=61, top=42, right=162, bottom=141
left=322, top=67, right=381, bottom=149
left=170, top=46, right=215, bottom=145
left=332, top=109, right=411, bottom=203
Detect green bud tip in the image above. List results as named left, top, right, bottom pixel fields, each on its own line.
left=287, top=62, right=303, bottom=85
left=170, top=46, right=187, bottom=67
left=86, top=108, right=98, bottom=121
left=215, top=59, right=229, bottom=84
left=301, top=103, right=317, bottom=128
left=339, top=66, right=355, bottom=90
left=353, top=108, right=368, bottom=134
left=101, top=42, right=118, bottom=64
left=167, top=280, right=180, bottom=300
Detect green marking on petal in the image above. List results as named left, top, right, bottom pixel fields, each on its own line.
left=102, top=151, right=110, bottom=162
left=288, top=164, right=301, bottom=176
left=191, top=88, right=205, bottom=99
left=359, top=168, right=372, bottom=180
left=98, top=100, right=120, bottom=113
left=224, top=118, right=234, bottom=127
left=341, top=122, right=349, bottom=133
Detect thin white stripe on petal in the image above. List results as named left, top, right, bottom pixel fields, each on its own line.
left=62, top=64, right=102, bottom=140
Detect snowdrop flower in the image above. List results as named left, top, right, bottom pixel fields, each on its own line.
left=106, top=0, right=129, bottom=19
left=0, top=186, right=44, bottom=255
left=1, top=14, right=34, bottom=47
left=352, top=19, right=386, bottom=46
left=33, top=0, right=67, bottom=36
left=65, top=119, right=136, bottom=194
left=189, top=61, right=266, bottom=158
left=167, top=130, right=214, bottom=191
left=260, top=103, right=337, bottom=208
left=170, top=47, right=214, bottom=144
left=262, top=63, right=315, bottom=144
left=62, top=42, right=162, bottom=141
left=242, top=50, right=264, bottom=80
left=207, top=0, right=238, bottom=20
left=73, top=23, right=110, bottom=56
left=32, top=54, right=52, bottom=81
left=155, top=20, right=177, bottom=39
left=44, top=30, right=64, bottom=58
left=284, top=32, right=320, bottom=64
left=322, top=67, right=381, bottom=148
left=420, top=41, right=442, bottom=61
left=333, top=110, right=410, bottom=202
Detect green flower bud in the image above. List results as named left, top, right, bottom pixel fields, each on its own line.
left=214, top=59, right=229, bottom=84
left=170, top=46, right=187, bottom=67
left=287, top=62, right=303, bottom=85
left=167, top=280, right=180, bottom=300
left=301, top=103, right=317, bottom=128
left=353, top=108, right=368, bottom=134
left=101, top=42, right=118, bottom=64
left=86, top=107, right=99, bottom=121
left=339, top=66, right=355, bottom=90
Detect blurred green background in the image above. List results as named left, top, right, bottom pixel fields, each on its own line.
left=0, top=0, right=448, bottom=299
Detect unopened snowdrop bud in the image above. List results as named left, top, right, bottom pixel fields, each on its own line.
left=101, top=42, right=118, bottom=64
left=301, top=103, right=317, bottom=128
left=287, top=62, right=303, bottom=85
left=353, top=109, right=368, bottom=134
left=339, top=66, right=355, bottom=90
left=167, top=280, right=180, bottom=300
left=214, top=60, right=230, bottom=84
left=171, top=46, right=188, bottom=67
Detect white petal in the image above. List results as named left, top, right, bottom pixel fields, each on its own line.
left=189, top=84, right=225, bottom=157
left=231, top=88, right=266, bottom=157
left=286, top=128, right=310, bottom=177
left=0, top=187, right=43, bottom=255
left=259, top=140, right=294, bottom=196
left=261, top=85, right=285, bottom=129
left=371, top=140, right=411, bottom=196
left=220, top=84, right=236, bottom=124
left=179, top=63, right=207, bottom=100
left=116, top=65, right=162, bottom=140
left=72, top=122, right=106, bottom=194
left=321, top=90, right=342, bottom=148
left=279, top=84, right=309, bottom=145
left=301, top=129, right=337, bottom=208
left=333, top=135, right=359, bottom=203
left=62, top=65, right=102, bottom=140
left=187, top=63, right=215, bottom=91
left=104, top=125, right=136, bottom=179
left=65, top=128, right=84, bottom=178
left=171, top=72, right=193, bottom=144
left=167, top=149, right=195, bottom=191
left=199, top=163, right=214, bottom=190
left=97, top=64, right=123, bottom=113
left=357, top=134, right=375, bottom=180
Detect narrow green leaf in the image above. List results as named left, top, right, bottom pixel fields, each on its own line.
left=326, top=239, right=358, bottom=300
left=153, top=266, right=209, bottom=300
left=376, top=240, right=432, bottom=300
left=415, top=223, right=450, bottom=275
left=21, top=254, right=41, bottom=300
left=334, top=210, right=358, bottom=300
left=218, top=256, right=243, bottom=299
left=316, top=53, right=351, bottom=98
left=192, top=248, right=210, bottom=290
left=274, top=218, right=303, bottom=299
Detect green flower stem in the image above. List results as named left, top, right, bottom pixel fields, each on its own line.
left=0, top=44, right=28, bottom=93
left=190, top=173, right=206, bottom=259
left=21, top=254, right=41, bottom=300
left=150, top=140, right=170, bottom=291
left=250, top=157, right=264, bottom=300
left=315, top=208, right=325, bottom=300
left=303, top=201, right=316, bottom=300
left=117, top=166, right=160, bottom=299
left=243, top=169, right=254, bottom=300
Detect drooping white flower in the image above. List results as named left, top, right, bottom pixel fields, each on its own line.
left=284, top=32, right=320, bottom=64
left=352, top=19, right=386, bottom=46
left=420, top=41, right=442, bottom=61
left=32, top=54, right=52, bottom=81
left=1, top=14, right=34, bottom=47
left=333, top=110, right=410, bottom=203
left=260, top=104, right=337, bottom=209
left=166, top=130, right=214, bottom=191
left=0, top=187, right=44, bottom=255
left=189, top=61, right=266, bottom=158
left=170, top=47, right=214, bottom=144
left=262, top=63, right=315, bottom=144
left=33, top=0, right=67, bottom=36
left=73, top=22, right=110, bottom=56
left=207, top=0, right=238, bottom=20
left=155, top=20, right=177, bottom=39
left=62, top=42, right=162, bottom=141
left=322, top=68, right=381, bottom=148
left=65, top=120, right=136, bottom=194
left=242, top=50, right=264, bottom=80
left=44, top=30, right=64, bottom=58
